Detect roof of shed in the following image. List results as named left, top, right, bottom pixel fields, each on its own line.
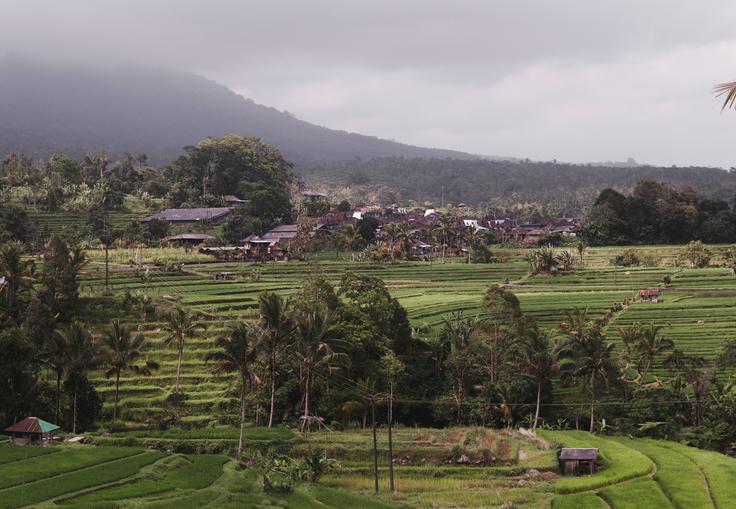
left=559, top=448, right=599, bottom=460
left=4, top=416, right=60, bottom=434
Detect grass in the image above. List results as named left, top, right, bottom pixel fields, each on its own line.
left=552, top=493, right=608, bottom=509
left=659, top=441, right=736, bottom=509
left=0, top=446, right=142, bottom=489
left=0, top=450, right=163, bottom=508
left=540, top=431, right=653, bottom=494
left=598, top=478, right=672, bottom=509
left=617, top=438, right=712, bottom=509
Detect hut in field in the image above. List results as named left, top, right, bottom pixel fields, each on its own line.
left=4, top=417, right=60, bottom=446
left=638, top=288, right=660, bottom=303
left=559, top=448, right=598, bottom=475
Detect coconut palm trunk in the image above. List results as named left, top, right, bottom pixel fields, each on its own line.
left=112, top=370, right=121, bottom=429
left=589, top=374, right=596, bottom=433
left=533, top=380, right=542, bottom=430
left=175, top=342, right=183, bottom=392
left=237, top=378, right=247, bottom=458
left=72, top=383, right=78, bottom=434
left=268, top=351, right=277, bottom=428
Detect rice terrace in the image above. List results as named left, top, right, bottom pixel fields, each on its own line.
left=6, top=2, right=736, bottom=508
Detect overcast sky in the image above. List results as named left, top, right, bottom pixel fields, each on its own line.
left=3, top=0, right=736, bottom=167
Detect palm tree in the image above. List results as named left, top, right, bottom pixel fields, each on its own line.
left=382, top=223, right=401, bottom=260
left=395, top=222, right=412, bottom=258
left=521, top=329, right=559, bottom=429
left=0, top=242, right=35, bottom=322
left=58, top=321, right=99, bottom=434
left=573, top=239, right=588, bottom=265
left=636, top=323, right=673, bottom=384
left=715, top=81, right=736, bottom=110
left=101, top=320, right=159, bottom=430
left=204, top=322, right=262, bottom=458
left=340, top=223, right=362, bottom=250
left=556, top=328, right=619, bottom=433
left=438, top=214, right=455, bottom=263
left=258, top=291, right=295, bottom=428
left=163, top=304, right=206, bottom=392
left=41, top=333, right=67, bottom=422
left=293, top=308, right=349, bottom=431
left=439, top=311, right=479, bottom=424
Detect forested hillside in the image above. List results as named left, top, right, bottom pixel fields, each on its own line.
left=0, top=59, right=472, bottom=164
left=299, top=158, right=736, bottom=213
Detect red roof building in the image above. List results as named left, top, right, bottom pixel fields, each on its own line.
left=4, top=417, right=60, bottom=446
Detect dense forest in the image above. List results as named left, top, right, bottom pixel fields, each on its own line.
left=581, top=179, right=736, bottom=245
left=299, top=157, right=736, bottom=214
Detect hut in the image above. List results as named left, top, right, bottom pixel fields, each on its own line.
left=638, top=288, right=660, bottom=303
left=559, top=448, right=598, bottom=475
left=4, top=417, right=60, bottom=446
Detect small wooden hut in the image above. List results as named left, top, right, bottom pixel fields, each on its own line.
left=559, top=447, right=598, bottom=475
left=4, top=417, right=60, bottom=446
left=638, top=289, right=660, bottom=302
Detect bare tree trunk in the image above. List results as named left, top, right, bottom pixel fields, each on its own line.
left=73, top=385, right=78, bottom=434
left=268, top=348, right=276, bottom=428
left=533, top=380, right=542, bottom=430
left=55, top=373, right=62, bottom=423
left=237, top=381, right=246, bottom=459
left=111, top=370, right=120, bottom=431
left=371, top=399, right=379, bottom=494
left=301, top=369, right=310, bottom=432
left=175, top=344, right=183, bottom=393
left=388, top=381, right=395, bottom=493
left=589, top=375, right=596, bottom=433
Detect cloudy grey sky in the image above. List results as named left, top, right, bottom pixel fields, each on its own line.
left=3, top=0, right=736, bottom=167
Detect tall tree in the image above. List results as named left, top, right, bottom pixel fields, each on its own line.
left=293, top=308, right=349, bottom=431
left=521, top=329, right=559, bottom=429
left=635, top=323, right=673, bottom=384
left=204, top=322, right=262, bottom=458
left=101, top=320, right=159, bottom=430
left=557, top=327, right=619, bottom=433
left=0, top=242, right=35, bottom=323
left=439, top=311, right=478, bottom=424
left=58, top=321, right=99, bottom=434
left=258, top=292, right=295, bottom=428
left=163, top=304, right=206, bottom=392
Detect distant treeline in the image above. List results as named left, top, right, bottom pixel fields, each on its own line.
left=581, top=179, right=736, bottom=245
left=298, top=157, right=736, bottom=215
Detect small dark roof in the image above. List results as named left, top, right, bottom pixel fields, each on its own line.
left=5, top=416, right=60, bottom=434
left=164, top=234, right=215, bottom=242
left=142, top=208, right=232, bottom=223
left=302, top=191, right=328, bottom=198
left=559, top=448, right=598, bottom=460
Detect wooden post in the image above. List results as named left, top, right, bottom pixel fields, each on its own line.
left=371, top=398, right=379, bottom=494
left=388, top=383, right=395, bottom=492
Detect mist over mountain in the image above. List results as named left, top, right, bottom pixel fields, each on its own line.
left=0, top=59, right=476, bottom=164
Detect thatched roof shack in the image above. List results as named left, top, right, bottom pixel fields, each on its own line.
left=4, top=417, right=59, bottom=446
left=559, top=447, right=598, bottom=475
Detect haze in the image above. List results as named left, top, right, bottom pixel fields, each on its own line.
left=3, top=0, right=736, bottom=167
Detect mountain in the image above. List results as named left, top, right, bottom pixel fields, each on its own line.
left=0, top=59, right=476, bottom=164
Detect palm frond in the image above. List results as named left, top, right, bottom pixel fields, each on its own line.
left=714, top=81, right=736, bottom=111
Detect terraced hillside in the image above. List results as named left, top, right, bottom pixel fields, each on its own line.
left=76, top=245, right=736, bottom=425
left=543, top=431, right=736, bottom=509
left=0, top=443, right=397, bottom=509
left=60, top=428, right=736, bottom=508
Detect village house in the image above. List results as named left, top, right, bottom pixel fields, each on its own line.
left=4, top=417, right=59, bottom=446
left=559, top=448, right=598, bottom=475
left=141, top=207, right=233, bottom=226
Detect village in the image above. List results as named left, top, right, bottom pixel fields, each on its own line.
left=141, top=190, right=580, bottom=262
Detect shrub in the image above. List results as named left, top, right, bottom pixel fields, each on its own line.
left=611, top=248, right=641, bottom=267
